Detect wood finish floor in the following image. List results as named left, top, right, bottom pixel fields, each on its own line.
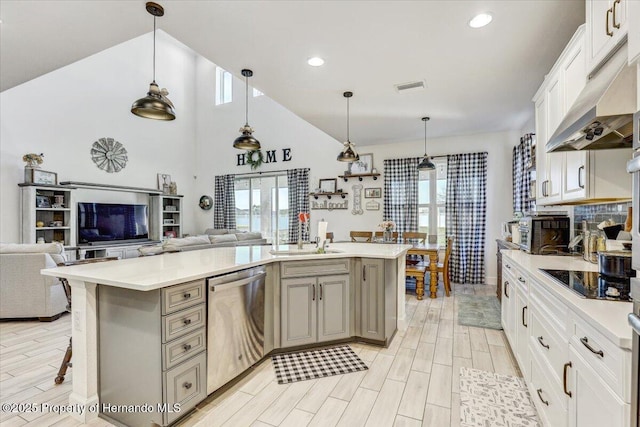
left=0, top=284, right=520, bottom=427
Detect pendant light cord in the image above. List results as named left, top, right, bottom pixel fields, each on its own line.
left=245, top=75, right=249, bottom=126
left=424, top=118, right=427, bottom=154
left=152, top=15, right=156, bottom=82
left=346, top=96, right=350, bottom=142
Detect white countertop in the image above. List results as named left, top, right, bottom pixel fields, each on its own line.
left=502, top=250, right=633, bottom=350
left=42, top=242, right=411, bottom=291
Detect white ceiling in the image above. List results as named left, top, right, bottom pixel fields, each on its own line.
left=0, top=0, right=585, bottom=145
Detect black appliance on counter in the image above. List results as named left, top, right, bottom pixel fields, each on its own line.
left=519, top=214, right=570, bottom=255
left=540, top=269, right=631, bottom=301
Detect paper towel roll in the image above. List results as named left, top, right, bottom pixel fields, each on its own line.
left=318, top=221, right=328, bottom=246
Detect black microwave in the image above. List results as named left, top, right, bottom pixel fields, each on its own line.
left=519, top=216, right=570, bottom=254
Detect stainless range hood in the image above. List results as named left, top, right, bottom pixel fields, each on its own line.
left=546, top=44, right=636, bottom=152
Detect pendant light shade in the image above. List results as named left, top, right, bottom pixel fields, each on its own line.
left=131, top=2, right=175, bottom=121
left=417, top=117, right=436, bottom=170
left=337, top=91, right=359, bottom=162
left=234, top=69, right=261, bottom=150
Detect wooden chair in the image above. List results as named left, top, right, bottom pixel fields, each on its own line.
left=374, top=231, right=398, bottom=242
left=326, top=232, right=334, bottom=243
left=405, top=264, right=426, bottom=300
left=350, top=231, right=373, bottom=242
left=403, top=232, right=427, bottom=264
left=437, top=237, right=454, bottom=297
left=54, top=256, right=118, bottom=385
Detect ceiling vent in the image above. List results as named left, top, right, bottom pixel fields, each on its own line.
left=394, top=79, right=426, bottom=93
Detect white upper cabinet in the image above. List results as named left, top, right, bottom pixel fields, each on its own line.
left=629, top=0, right=640, bottom=64
left=586, top=0, right=628, bottom=75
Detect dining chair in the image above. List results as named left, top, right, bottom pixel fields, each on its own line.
left=403, top=232, right=427, bottom=264
left=326, top=232, right=334, bottom=243
left=437, top=237, right=454, bottom=297
left=350, top=231, right=373, bottom=242
left=373, top=231, right=398, bottom=242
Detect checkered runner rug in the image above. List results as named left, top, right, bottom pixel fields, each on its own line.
left=272, top=345, right=368, bottom=384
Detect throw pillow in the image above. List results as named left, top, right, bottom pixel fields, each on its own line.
left=204, top=228, right=229, bottom=235
left=236, top=232, right=263, bottom=241
left=209, top=234, right=238, bottom=244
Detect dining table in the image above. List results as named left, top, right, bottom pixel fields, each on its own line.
left=406, top=242, right=440, bottom=299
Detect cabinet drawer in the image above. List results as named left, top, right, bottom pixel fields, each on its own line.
left=530, top=350, right=567, bottom=425
left=164, top=352, right=206, bottom=425
left=162, top=280, right=206, bottom=315
left=530, top=280, right=570, bottom=335
left=162, top=304, right=206, bottom=343
left=530, top=306, right=568, bottom=389
left=280, top=258, right=350, bottom=278
left=571, top=320, right=631, bottom=402
left=163, top=328, right=206, bottom=371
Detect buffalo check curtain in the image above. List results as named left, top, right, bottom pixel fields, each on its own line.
left=446, top=152, right=488, bottom=284
left=214, top=174, right=236, bottom=229
left=383, top=157, right=420, bottom=234
left=287, top=168, right=310, bottom=243
left=512, top=133, right=534, bottom=215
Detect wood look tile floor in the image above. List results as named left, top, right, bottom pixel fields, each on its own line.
left=0, top=284, right=520, bottom=427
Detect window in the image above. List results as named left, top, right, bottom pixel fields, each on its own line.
left=235, top=175, right=289, bottom=244
left=252, top=87, right=263, bottom=97
left=418, top=159, right=447, bottom=244
left=215, top=67, right=233, bottom=105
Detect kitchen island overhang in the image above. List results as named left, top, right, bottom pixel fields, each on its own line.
left=41, top=242, right=411, bottom=423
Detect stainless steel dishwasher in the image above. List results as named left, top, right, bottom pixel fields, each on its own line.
left=207, top=266, right=266, bottom=394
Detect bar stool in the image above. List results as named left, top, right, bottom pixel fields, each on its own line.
left=405, top=264, right=426, bottom=300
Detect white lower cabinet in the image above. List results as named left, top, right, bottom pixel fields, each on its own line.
left=502, top=255, right=631, bottom=427
left=567, top=345, right=629, bottom=427
left=280, top=274, right=349, bottom=348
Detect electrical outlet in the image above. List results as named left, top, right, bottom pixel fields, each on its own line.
left=73, top=310, right=81, bottom=331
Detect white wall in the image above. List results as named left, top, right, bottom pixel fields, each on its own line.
left=0, top=31, right=198, bottom=242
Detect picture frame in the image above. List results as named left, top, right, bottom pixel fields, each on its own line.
left=163, top=219, right=175, bottom=225
left=157, top=173, right=171, bottom=191
left=364, top=187, right=382, bottom=198
left=25, top=169, right=58, bottom=185
left=319, top=178, right=337, bottom=193
left=365, top=200, right=380, bottom=210
left=348, top=153, right=374, bottom=174
left=35, top=195, right=51, bottom=208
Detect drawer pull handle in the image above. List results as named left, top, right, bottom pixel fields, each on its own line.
left=312, top=284, right=316, bottom=301
left=537, top=336, right=549, bottom=349
left=613, top=0, right=621, bottom=29
left=183, top=318, right=192, bottom=325
left=183, top=292, right=191, bottom=299
left=518, top=276, right=525, bottom=283
left=183, top=382, right=192, bottom=390
left=504, top=281, right=509, bottom=298
left=183, top=344, right=192, bottom=352
left=606, top=8, right=613, bottom=37
left=580, top=337, right=604, bottom=358
left=563, top=362, right=573, bottom=397
left=536, top=388, right=549, bottom=406
left=319, top=283, right=323, bottom=300
left=522, top=306, right=528, bottom=328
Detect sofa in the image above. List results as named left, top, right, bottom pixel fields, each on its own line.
left=0, top=243, right=68, bottom=321
left=138, top=229, right=267, bottom=256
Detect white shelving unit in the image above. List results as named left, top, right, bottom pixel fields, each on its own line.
left=149, top=195, right=183, bottom=240
left=19, top=184, right=77, bottom=248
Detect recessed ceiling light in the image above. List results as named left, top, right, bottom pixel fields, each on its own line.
left=307, top=57, right=325, bottom=67
left=468, top=13, right=493, bottom=28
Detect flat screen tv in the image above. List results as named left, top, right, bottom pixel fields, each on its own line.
left=78, top=202, right=149, bottom=245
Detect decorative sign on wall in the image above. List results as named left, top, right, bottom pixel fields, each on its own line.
left=91, top=137, right=128, bottom=173
left=352, top=184, right=363, bottom=215
left=237, top=148, right=292, bottom=169
left=366, top=200, right=380, bottom=210
left=311, top=199, right=348, bottom=210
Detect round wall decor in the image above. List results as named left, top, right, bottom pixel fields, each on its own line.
left=199, top=195, right=213, bottom=210
left=91, top=137, right=128, bottom=173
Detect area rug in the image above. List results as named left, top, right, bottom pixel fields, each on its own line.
left=457, top=294, right=502, bottom=330
left=272, top=345, right=368, bottom=384
left=459, top=367, right=540, bottom=426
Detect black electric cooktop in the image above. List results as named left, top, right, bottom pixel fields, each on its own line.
left=539, top=269, right=631, bottom=301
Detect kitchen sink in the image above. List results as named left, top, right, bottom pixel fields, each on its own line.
left=269, top=248, right=344, bottom=256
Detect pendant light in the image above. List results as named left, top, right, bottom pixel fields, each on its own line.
left=233, top=69, right=261, bottom=150
left=337, top=91, right=359, bottom=162
left=417, top=117, right=436, bottom=170
left=131, top=2, right=176, bottom=121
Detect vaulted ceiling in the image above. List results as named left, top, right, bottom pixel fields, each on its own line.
left=0, top=0, right=585, bottom=144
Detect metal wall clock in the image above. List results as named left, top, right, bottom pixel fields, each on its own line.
left=91, top=137, right=128, bottom=173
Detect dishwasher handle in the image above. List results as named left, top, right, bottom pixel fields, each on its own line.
left=210, top=272, right=266, bottom=292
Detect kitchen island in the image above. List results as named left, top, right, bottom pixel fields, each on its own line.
left=41, top=242, right=411, bottom=424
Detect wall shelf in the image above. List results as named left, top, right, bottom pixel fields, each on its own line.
left=309, top=192, right=348, bottom=199
left=338, top=173, right=380, bottom=182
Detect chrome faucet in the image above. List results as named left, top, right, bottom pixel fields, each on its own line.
left=315, top=237, right=329, bottom=253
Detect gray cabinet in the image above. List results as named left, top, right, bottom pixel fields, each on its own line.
left=359, top=258, right=385, bottom=341
left=280, top=260, right=350, bottom=348
left=98, top=279, right=207, bottom=426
